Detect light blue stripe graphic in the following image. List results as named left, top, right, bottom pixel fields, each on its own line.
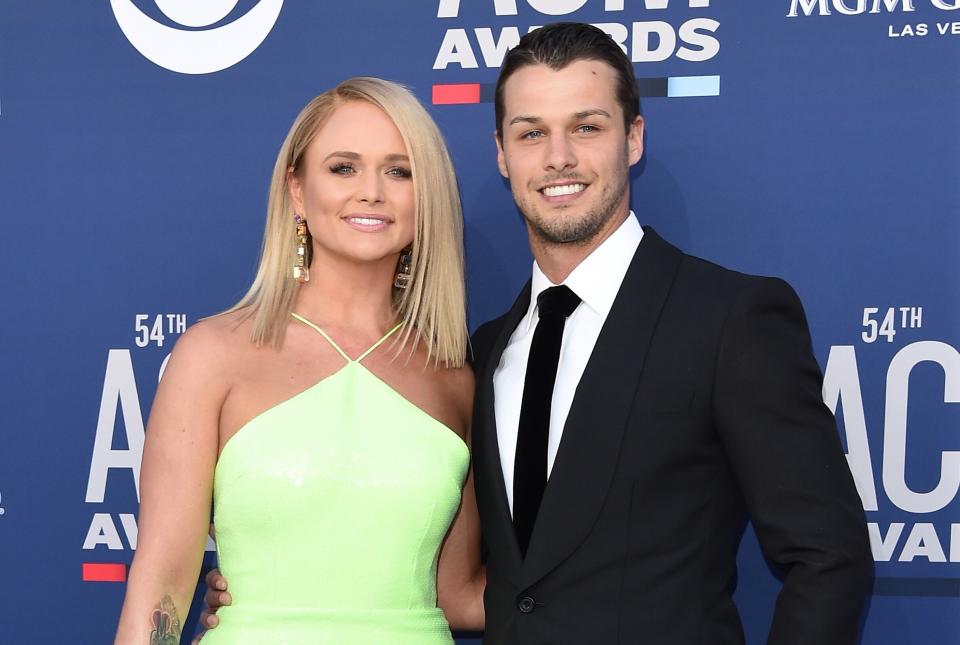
left=667, top=75, right=721, bottom=98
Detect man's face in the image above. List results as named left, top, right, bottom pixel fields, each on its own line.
left=496, top=59, right=644, bottom=247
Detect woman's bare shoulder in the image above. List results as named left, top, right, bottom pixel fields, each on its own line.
left=429, top=359, right=475, bottom=436
left=167, top=311, right=254, bottom=384
left=442, top=361, right=475, bottom=398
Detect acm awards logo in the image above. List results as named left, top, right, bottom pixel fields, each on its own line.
left=433, top=0, right=721, bottom=70
left=825, top=321, right=960, bottom=566
left=431, top=1, right=722, bottom=104
left=110, top=0, right=284, bottom=74
left=82, top=315, right=215, bottom=583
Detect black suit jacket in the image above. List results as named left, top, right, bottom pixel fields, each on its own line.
left=470, top=228, right=872, bottom=645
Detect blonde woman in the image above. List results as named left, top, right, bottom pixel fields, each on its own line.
left=115, top=78, right=484, bottom=644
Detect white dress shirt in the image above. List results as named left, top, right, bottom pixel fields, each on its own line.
left=494, top=213, right=644, bottom=515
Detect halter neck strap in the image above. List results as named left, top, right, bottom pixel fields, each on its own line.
left=291, top=312, right=402, bottom=363
left=356, top=322, right=403, bottom=362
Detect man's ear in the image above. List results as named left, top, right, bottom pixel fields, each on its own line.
left=495, top=130, right=509, bottom=179
left=627, top=115, right=645, bottom=167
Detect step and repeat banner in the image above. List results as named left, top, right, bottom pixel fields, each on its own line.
left=1, top=1, right=957, bottom=643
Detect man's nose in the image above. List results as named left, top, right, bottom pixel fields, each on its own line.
left=544, top=135, right=577, bottom=172
left=543, top=133, right=577, bottom=173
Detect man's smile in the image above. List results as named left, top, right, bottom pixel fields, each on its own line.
left=538, top=181, right=589, bottom=203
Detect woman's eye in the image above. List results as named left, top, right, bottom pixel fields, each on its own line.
left=387, top=167, right=412, bottom=178
left=330, top=163, right=355, bottom=175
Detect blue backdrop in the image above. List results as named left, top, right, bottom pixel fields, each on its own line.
left=1, top=1, right=958, bottom=642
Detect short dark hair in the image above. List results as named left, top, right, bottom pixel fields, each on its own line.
left=494, top=22, right=640, bottom=140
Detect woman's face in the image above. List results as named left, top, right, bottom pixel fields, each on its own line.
left=289, top=100, right=415, bottom=267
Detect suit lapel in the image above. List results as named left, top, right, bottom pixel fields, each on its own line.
left=520, top=228, right=683, bottom=588
left=476, top=280, right=531, bottom=571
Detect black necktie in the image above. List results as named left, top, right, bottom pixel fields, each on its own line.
left=513, top=285, right=582, bottom=557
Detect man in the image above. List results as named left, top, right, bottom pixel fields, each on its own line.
left=201, top=22, right=872, bottom=644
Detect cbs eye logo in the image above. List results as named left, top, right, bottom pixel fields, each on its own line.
left=110, top=0, right=284, bottom=74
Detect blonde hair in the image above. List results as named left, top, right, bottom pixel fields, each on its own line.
left=224, top=77, right=467, bottom=367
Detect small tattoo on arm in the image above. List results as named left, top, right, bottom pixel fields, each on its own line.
left=149, top=595, right=182, bottom=645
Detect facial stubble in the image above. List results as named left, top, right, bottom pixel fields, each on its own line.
left=512, top=148, right=631, bottom=248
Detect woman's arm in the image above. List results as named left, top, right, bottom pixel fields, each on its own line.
left=436, top=366, right=485, bottom=632
left=114, top=323, right=228, bottom=644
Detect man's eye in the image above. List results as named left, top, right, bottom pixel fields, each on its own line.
left=577, top=124, right=599, bottom=134
left=330, top=163, right=355, bottom=175
left=522, top=130, right=544, bottom=140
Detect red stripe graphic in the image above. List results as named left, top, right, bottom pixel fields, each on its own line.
left=82, top=562, right=127, bottom=582
left=432, top=83, right=481, bottom=105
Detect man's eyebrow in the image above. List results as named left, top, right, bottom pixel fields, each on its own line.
left=508, top=115, right=541, bottom=127
left=573, top=108, right=612, bottom=120
left=507, top=109, right=612, bottom=127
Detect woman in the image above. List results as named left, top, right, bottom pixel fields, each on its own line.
left=114, top=78, right=484, bottom=644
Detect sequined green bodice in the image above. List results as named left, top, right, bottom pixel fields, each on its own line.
left=203, top=313, right=469, bottom=644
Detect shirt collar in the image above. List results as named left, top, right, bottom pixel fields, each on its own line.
left=525, top=212, right=644, bottom=330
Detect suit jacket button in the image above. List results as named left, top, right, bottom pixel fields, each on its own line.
left=517, top=595, right=536, bottom=614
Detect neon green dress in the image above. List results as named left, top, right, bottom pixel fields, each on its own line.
left=204, top=313, right=470, bottom=644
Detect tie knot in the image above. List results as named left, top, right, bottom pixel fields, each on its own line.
left=537, top=285, right=581, bottom=319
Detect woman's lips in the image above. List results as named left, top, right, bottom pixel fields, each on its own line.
left=342, top=214, right=392, bottom=232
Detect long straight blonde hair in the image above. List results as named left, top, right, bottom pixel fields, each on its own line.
left=224, top=78, right=467, bottom=367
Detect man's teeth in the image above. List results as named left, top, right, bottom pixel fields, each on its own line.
left=542, top=183, right=585, bottom=197
left=349, top=217, right=385, bottom=226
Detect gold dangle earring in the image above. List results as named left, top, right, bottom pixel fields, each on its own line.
left=393, top=247, right=413, bottom=289
left=293, top=214, right=310, bottom=283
